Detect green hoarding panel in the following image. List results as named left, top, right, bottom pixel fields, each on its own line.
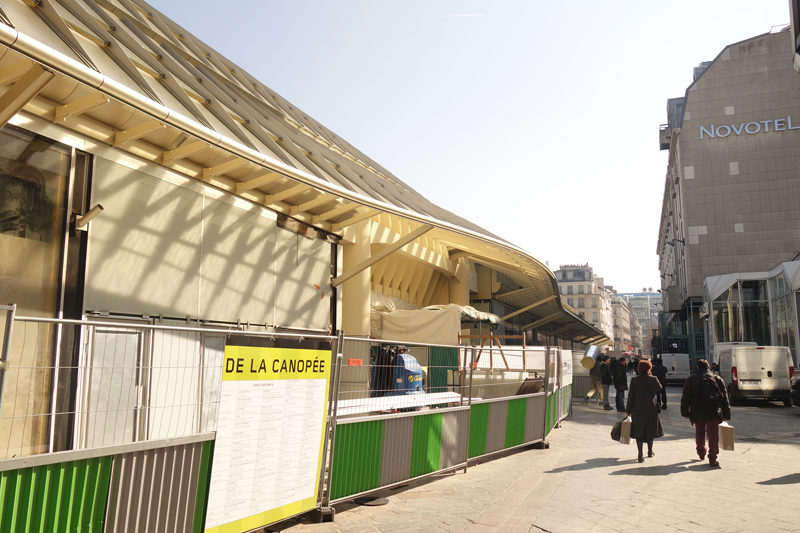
left=428, top=348, right=459, bottom=394
left=545, top=394, right=554, bottom=436
left=468, top=403, right=490, bottom=458
left=409, top=413, right=442, bottom=478
left=504, top=398, right=527, bottom=448
left=0, top=456, right=112, bottom=533
left=193, top=440, right=215, bottom=533
left=330, top=420, right=384, bottom=500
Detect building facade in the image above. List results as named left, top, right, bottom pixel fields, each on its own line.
left=608, top=288, right=632, bottom=352
left=555, top=264, right=612, bottom=344
left=620, top=292, right=662, bottom=356
left=657, top=28, right=800, bottom=362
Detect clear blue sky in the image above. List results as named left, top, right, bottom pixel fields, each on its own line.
left=156, top=0, right=788, bottom=293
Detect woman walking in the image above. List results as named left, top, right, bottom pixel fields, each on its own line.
left=626, top=359, right=664, bottom=463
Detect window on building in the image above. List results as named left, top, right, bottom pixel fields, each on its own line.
left=578, top=285, right=584, bottom=294
left=593, top=312, right=598, bottom=322
left=578, top=298, right=585, bottom=308
left=566, top=271, right=573, bottom=280
left=567, top=285, right=573, bottom=294
left=592, top=298, right=597, bottom=308
left=567, top=298, right=574, bottom=307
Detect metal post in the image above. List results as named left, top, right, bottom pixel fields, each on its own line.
left=0, top=304, right=17, bottom=413
left=543, top=345, right=551, bottom=440
left=316, top=330, right=342, bottom=506
left=322, top=331, right=344, bottom=508
left=463, top=346, right=475, bottom=474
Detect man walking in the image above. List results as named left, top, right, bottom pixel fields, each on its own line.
left=600, top=355, right=613, bottom=410
left=612, top=357, right=628, bottom=412
left=652, top=357, right=668, bottom=409
left=584, top=353, right=604, bottom=405
left=680, top=359, right=731, bottom=468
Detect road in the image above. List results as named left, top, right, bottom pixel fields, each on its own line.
left=659, top=383, right=800, bottom=441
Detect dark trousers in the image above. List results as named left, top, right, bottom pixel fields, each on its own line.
left=695, top=416, right=720, bottom=462
left=658, top=386, right=667, bottom=407
left=615, top=389, right=626, bottom=411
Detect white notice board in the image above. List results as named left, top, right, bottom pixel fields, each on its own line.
left=204, top=343, right=331, bottom=533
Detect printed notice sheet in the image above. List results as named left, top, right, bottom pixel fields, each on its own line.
left=205, top=344, right=331, bottom=533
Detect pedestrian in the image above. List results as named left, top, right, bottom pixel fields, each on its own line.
left=612, top=357, right=628, bottom=412
left=600, top=355, right=613, bottom=410
left=680, top=359, right=731, bottom=468
left=626, top=359, right=664, bottom=463
left=584, top=354, right=604, bottom=405
left=651, top=357, right=668, bottom=409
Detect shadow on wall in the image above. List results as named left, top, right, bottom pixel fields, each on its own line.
left=85, top=157, right=330, bottom=329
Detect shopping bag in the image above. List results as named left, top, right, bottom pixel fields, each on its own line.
left=720, top=421, right=734, bottom=451
left=610, top=420, right=622, bottom=441
left=619, top=416, right=632, bottom=445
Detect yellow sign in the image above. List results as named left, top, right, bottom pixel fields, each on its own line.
left=205, top=345, right=331, bottom=533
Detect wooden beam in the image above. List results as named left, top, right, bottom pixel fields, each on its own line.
left=0, top=61, right=34, bottom=87
left=499, top=295, right=558, bottom=321
left=235, top=172, right=282, bottom=194
left=331, top=224, right=434, bottom=288
left=291, top=195, right=335, bottom=215
left=312, top=202, right=358, bottom=224
left=549, top=324, right=576, bottom=336
left=522, top=312, right=562, bottom=330
left=54, top=92, right=110, bottom=122
left=202, top=158, right=249, bottom=180
left=162, top=140, right=211, bottom=165
left=113, top=119, right=165, bottom=147
left=264, top=183, right=308, bottom=204
left=331, top=209, right=379, bottom=231
left=0, top=64, right=54, bottom=129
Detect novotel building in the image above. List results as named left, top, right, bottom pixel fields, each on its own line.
left=657, top=27, right=800, bottom=361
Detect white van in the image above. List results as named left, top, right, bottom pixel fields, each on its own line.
left=717, top=346, right=794, bottom=406
left=707, top=342, right=757, bottom=365
left=658, top=353, right=691, bottom=383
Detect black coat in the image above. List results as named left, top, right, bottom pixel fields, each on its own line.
left=626, top=374, right=664, bottom=440
left=612, top=362, right=628, bottom=390
left=651, top=363, right=667, bottom=385
left=680, top=371, right=731, bottom=423
left=600, top=362, right=613, bottom=385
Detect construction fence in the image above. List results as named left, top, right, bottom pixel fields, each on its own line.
left=0, top=306, right=573, bottom=533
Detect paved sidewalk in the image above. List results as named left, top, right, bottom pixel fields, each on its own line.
left=281, top=397, right=800, bottom=533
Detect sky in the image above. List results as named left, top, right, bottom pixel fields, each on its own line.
left=155, top=0, right=789, bottom=293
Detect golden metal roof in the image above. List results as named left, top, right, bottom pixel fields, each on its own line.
left=0, top=0, right=610, bottom=345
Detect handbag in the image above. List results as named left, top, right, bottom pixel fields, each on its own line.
left=611, top=419, right=622, bottom=441
left=610, top=416, right=632, bottom=444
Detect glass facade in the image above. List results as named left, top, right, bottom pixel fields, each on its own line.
left=711, top=280, right=769, bottom=345
left=771, top=273, right=796, bottom=360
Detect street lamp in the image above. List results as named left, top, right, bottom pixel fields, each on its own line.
left=665, top=239, right=684, bottom=247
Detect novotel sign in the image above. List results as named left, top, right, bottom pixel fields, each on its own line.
left=700, top=116, right=800, bottom=139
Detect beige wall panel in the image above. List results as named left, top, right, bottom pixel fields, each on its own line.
left=86, top=157, right=202, bottom=317
left=274, top=227, right=331, bottom=330
left=198, top=197, right=277, bottom=325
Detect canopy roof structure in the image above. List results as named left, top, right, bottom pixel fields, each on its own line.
left=0, top=0, right=610, bottom=345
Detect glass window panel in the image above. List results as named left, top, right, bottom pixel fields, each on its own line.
left=0, top=125, right=70, bottom=459
left=741, top=302, right=770, bottom=345
left=713, top=302, right=741, bottom=343
left=740, top=280, right=768, bottom=302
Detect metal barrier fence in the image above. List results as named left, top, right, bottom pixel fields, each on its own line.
left=0, top=307, right=574, bottom=531
left=0, top=307, right=336, bottom=533
left=324, top=338, right=555, bottom=504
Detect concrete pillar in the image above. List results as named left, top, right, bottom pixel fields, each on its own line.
left=450, top=260, right=470, bottom=306
left=341, top=220, right=371, bottom=336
